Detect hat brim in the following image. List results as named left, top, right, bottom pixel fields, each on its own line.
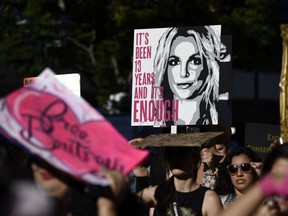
left=131, top=131, right=224, bottom=148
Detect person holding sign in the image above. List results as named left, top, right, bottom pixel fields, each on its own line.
left=132, top=138, right=223, bottom=216
left=0, top=69, right=149, bottom=216
left=153, top=26, right=220, bottom=126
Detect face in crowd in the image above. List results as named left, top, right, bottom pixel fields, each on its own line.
left=215, top=143, right=228, bottom=156
left=227, top=153, right=257, bottom=195
left=31, top=163, right=69, bottom=199
left=269, top=157, right=288, bottom=213
left=165, top=147, right=200, bottom=180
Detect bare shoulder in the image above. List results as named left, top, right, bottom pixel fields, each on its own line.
left=202, top=189, right=223, bottom=216
left=203, top=189, right=221, bottom=205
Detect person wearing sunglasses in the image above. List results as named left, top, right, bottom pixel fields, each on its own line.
left=218, top=147, right=262, bottom=208
left=218, top=144, right=288, bottom=216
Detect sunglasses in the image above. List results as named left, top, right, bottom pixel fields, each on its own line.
left=227, top=163, right=252, bottom=175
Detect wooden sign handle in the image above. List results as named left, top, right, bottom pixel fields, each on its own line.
left=280, top=24, right=288, bottom=143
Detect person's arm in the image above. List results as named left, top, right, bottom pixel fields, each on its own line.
left=220, top=174, right=288, bottom=216
left=129, top=137, right=151, bottom=193
left=94, top=169, right=129, bottom=216
left=202, top=189, right=223, bottom=216
left=132, top=159, right=157, bottom=206
left=137, top=185, right=157, bottom=206
left=220, top=182, right=263, bottom=216
left=97, top=198, right=117, bottom=216
left=250, top=162, right=263, bottom=177
left=133, top=165, right=150, bottom=192
left=253, top=198, right=279, bottom=216
left=198, top=148, right=218, bottom=189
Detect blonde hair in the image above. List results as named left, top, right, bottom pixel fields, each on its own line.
left=153, top=26, right=221, bottom=126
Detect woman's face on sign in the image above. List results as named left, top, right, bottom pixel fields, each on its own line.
left=167, top=35, right=204, bottom=99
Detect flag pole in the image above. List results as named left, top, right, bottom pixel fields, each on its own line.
left=280, top=24, right=288, bottom=143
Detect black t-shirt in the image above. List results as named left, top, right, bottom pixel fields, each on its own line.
left=153, top=185, right=210, bottom=216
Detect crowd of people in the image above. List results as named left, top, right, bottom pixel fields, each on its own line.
left=131, top=131, right=288, bottom=216
left=1, top=126, right=288, bottom=216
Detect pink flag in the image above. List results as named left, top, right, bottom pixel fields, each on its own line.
left=0, top=68, right=148, bottom=185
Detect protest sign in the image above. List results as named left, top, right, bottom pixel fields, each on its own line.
left=131, top=131, right=223, bottom=148
left=131, top=25, right=227, bottom=127
left=0, top=68, right=148, bottom=186
left=245, top=122, right=280, bottom=160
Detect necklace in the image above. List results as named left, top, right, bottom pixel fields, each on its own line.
left=171, top=191, right=183, bottom=216
left=172, top=202, right=180, bottom=216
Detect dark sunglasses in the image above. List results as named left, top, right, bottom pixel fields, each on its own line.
left=227, top=163, right=252, bottom=175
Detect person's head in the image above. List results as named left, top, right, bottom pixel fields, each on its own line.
left=31, top=161, right=69, bottom=200
left=261, top=145, right=288, bottom=214
left=226, top=147, right=261, bottom=195
left=31, top=159, right=98, bottom=216
left=164, top=146, right=200, bottom=181
left=205, top=121, right=232, bottom=157
left=200, top=139, right=223, bottom=163
left=154, top=26, right=220, bottom=102
left=154, top=146, right=201, bottom=215
left=215, top=143, right=228, bottom=155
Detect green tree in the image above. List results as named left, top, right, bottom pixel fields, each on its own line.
left=0, top=0, right=282, bottom=105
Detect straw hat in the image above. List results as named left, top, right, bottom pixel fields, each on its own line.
left=131, top=132, right=224, bottom=148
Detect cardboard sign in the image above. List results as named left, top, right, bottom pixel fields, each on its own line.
left=131, top=131, right=223, bottom=148
left=245, top=122, right=280, bottom=161
left=131, top=25, right=224, bottom=127
left=0, top=68, right=148, bottom=186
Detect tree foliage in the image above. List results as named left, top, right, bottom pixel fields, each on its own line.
left=0, top=0, right=283, bottom=105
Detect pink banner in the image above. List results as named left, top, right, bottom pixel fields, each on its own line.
left=0, top=68, right=148, bottom=185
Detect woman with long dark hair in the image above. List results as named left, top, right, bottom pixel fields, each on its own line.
left=217, top=147, right=262, bottom=208
left=219, top=144, right=288, bottom=216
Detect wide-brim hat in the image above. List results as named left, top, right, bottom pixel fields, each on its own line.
left=131, top=131, right=224, bottom=148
